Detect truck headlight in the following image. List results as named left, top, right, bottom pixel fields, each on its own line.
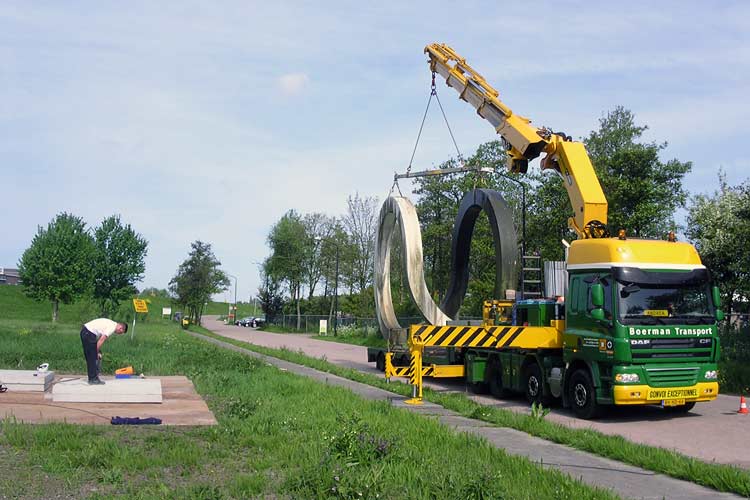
left=704, top=370, right=718, bottom=380
left=615, top=373, right=640, bottom=383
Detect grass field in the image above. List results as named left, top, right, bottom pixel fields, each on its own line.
left=195, top=328, right=750, bottom=497
left=0, top=289, right=614, bottom=499
left=0, top=286, right=260, bottom=325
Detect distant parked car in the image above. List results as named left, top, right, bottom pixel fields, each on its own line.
left=251, top=317, right=266, bottom=328
left=236, top=317, right=255, bottom=327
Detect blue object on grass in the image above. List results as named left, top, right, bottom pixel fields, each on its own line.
left=111, top=416, right=162, bottom=425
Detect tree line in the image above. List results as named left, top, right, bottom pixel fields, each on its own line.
left=260, top=106, right=749, bottom=318
left=260, top=194, right=379, bottom=329
left=18, top=213, right=148, bottom=321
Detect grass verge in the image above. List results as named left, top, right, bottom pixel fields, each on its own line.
left=193, top=326, right=750, bottom=497
left=0, top=318, right=613, bottom=499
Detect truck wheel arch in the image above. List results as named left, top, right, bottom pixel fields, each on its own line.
left=562, top=359, right=599, bottom=408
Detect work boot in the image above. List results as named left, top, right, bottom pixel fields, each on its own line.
left=88, top=378, right=105, bottom=385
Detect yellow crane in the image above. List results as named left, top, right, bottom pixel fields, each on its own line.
left=424, top=43, right=608, bottom=240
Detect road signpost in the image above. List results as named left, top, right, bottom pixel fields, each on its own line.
left=132, top=299, right=149, bottom=339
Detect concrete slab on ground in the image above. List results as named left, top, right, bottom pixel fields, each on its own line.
left=0, top=376, right=216, bottom=425
left=0, top=370, right=54, bottom=392
left=188, top=330, right=744, bottom=500
left=52, top=377, right=162, bottom=403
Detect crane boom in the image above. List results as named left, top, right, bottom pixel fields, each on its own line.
left=424, top=43, right=609, bottom=239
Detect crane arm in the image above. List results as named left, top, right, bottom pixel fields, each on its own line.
left=424, top=43, right=608, bottom=239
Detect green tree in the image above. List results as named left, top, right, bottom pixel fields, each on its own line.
left=585, top=106, right=692, bottom=237
left=18, top=212, right=95, bottom=322
left=412, top=143, right=525, bottom=316
left=169, top=241, right=229, bottom=324
left=342, top=193, right=379, bottom=312
left=686, top=173, right=750, bottom=315
left=92, top=215, right=148, bottom=316
left=257, top=261, right=285, bottom=321
left=267, top=210, right=307, bottom=329
left=525, top=107, right=692, bottom=259
left=318, top=221, right=348, bottom=323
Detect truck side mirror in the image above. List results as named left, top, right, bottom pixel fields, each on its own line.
left=712, top=286, right=722, bottom=307
left=591, top=308, right=606, bottom=321
left=716, top=309, right=725, bottom=321
left=591, top=283, right=604, bottom=308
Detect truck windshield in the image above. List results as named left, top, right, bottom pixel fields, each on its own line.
left=617, top=282, right=714, bottom=325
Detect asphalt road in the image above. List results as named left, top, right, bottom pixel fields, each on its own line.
left=203, top=316, right=750, bottom=469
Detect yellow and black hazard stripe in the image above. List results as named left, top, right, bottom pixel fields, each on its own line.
left=412, top=325, right=527, bottom=349
left=408, top=355, right=420, bottom=384
left=485, top=326, right=527, bottom=348
left=389, top=364, right=434, bottom=379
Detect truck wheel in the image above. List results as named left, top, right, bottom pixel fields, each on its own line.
left=525, top=363, right=552, bottom=406
left=665, top=402, right=696, bottom=414
left=375, top=352, right=385, bottom=372
left=568, top=369, right=603, bottom=419
left=487, top=358, right=510, bottom=398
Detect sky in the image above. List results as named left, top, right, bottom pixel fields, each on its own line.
left=2, top=1, right=748, bottom=302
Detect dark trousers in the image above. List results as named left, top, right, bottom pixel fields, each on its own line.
left=80, top=327, right=99, bottom=381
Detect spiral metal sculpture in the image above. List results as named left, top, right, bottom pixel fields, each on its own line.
left=374, top=189, right=518, bottom=339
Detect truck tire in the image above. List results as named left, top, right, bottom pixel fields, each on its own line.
left=524, top=363, right=552, bottom=406
left=568, top=369, right=603, bottom=419
left=487, top=357, right=510, bottom=398
left=376, top=352, right=385, bottom=372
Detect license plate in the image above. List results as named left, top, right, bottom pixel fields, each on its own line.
left=647, top=388, right=698, bottom=400
left=663, top=398, right=685, bottom=407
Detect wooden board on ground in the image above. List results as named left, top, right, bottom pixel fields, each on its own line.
left=0, top=376, right=215, bottom=425
left=52, top=378, right=163, bottom=403
left=0, top=370, right=55, bottom=392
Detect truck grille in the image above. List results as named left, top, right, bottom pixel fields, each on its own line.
left=630, top=337, right=713, bottom=361
left=644, top=366, right=699, bottom=387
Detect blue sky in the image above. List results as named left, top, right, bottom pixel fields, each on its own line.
left=2, top=1, right=748, bottom=300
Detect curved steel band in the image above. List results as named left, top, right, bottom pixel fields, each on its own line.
left=374, top=196, right=451, bottom=342
left=374, top=190, right=518, bottom=339
left=441, top=189, right=519, bottom=317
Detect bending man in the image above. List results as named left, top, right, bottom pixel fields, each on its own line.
left=80, top=318, right=127, bottom=385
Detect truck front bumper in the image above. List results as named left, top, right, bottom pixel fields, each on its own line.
left=613, top=382, right=718, bottom=405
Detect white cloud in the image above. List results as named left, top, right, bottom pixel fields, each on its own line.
left=277, top=73, right=310, bottom=96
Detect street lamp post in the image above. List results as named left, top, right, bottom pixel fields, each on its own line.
left=226, top=273, right=238, bottom=323
left=333, top=243, right=339, bottom=337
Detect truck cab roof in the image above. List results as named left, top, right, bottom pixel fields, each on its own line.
left=566, top=237, right=704, bottom=271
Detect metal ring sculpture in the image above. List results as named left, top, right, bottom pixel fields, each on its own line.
left=374, top=196, right=451, bottom=341
left=441, top=189, right=519, bottom=317
left=374, top=189, right=518, bottom=339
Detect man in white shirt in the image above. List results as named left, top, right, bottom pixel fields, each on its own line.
left=80, top=318, right=127, bottom=384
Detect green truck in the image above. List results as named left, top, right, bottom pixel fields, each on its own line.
left=370, top=236, right=722, bottom=418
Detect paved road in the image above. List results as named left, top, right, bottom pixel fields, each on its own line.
left=203, top=316, right=750, bottom=469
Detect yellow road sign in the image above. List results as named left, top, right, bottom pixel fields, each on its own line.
left=132, top=299, right=149, bottom=313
